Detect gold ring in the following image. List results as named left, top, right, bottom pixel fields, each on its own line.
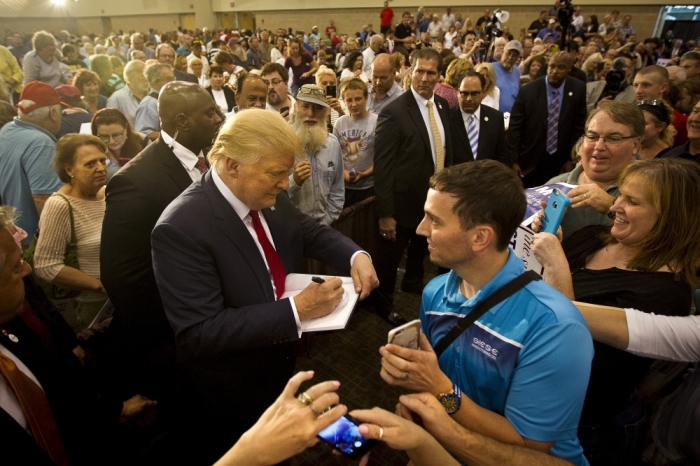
left=379, top=427, right=384, bottom=440
left=297, top=392, right=314, bottom=406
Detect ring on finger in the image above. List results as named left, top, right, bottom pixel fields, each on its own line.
left=402, top=371, right=409, bottom=381
left=584, top=192, right=588, bottom=199
left=379, top=426, right=384, bottom=440
left=297, top=391, right=314, bottom=406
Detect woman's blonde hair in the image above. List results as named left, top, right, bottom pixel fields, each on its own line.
left=606, top=158, right=700, bottom=286
left=315, top=65, right=336, bottom=85
left=208, top=108, right=304, bottom=170
left=445, top=58, right=474, bottom=88
left=475, top=62, right=496, bottom=98
left=582, top=52, right=602, bottom=73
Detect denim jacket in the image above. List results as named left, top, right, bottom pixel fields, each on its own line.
left=287, top=134, right=345, bottom=225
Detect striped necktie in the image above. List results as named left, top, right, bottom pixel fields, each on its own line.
left=194, top=156, right=209, bottom=174
left=467, top=114, right=479, bottom=160
left=426, top=101, right=445, bottom=172
left=546, top=88, right=560, bottom=154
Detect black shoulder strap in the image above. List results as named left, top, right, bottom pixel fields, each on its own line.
left=434, top=271, right=541, bottom=359
left=149, top=91, right=159, bottom=99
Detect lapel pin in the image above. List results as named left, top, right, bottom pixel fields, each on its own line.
left=271, top=206, right=275, bottom=211
left=2, top=329, right=18, bottom=342
left=568, top=92, right=573, bottom=96
left=484, top=116, right=489, bottom=122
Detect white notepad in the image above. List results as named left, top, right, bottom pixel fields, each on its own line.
left=281, top=274, right=360, bottom=332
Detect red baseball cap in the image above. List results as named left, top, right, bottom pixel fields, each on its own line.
left=18, top=81, right=62, bottom=114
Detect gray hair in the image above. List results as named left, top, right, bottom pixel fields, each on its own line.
left=17, top=101, right=60, bottom=123
left=32, top=30, right=56, bottom=51
left=145, top=63, right=172, bottom=88
left=123, top=59, right=145, bottom=83
left=370, top=34, right=384, bottom=45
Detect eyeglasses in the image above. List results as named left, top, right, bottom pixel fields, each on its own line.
left=637, top=100, right=664, bottom=107
left=459, top=90, right=481, bottom=98
left=584, top=133, right=636, bottom=145
left=263, top=79, right=284, bottom=87
left=97, top=130, right=126, bottom=143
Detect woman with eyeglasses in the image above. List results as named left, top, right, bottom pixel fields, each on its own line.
left=531, top=157, right=700, bottom=466
left=91, top=108, right=144, bottom=179
left=33, top=134, right=111, bottom=330
left=637, top=100, right=676, bottom=160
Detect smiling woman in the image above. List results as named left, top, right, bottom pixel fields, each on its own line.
left=32, top=134, right=109, bottom=329
left=531, top=157, right=700, bottom=465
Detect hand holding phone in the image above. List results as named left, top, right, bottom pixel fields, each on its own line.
left=388, top=319, right=421, bottom=349
left=317, top=414, right=377, bottom=459
left=541, top=189, right=571, bottom=234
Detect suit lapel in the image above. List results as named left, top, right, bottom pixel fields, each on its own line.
left=405, top=91, right=432, bottom=155
left=478, top=107, right=494, bottom=161
left=456, top=108, right=473, bottom=160
left=559, top=78, right=573, bottom=139
left=155, top=138, right=196, bottom=192
left=202, top=173, right=276, bottom=301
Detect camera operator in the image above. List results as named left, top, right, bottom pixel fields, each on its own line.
left=586, top=56, right=635, bottom=111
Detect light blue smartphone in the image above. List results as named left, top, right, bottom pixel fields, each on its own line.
left=542, top=189, right=571, bottom=234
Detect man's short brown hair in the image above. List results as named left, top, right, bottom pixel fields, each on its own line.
left=429, top=160, right=525, bottom=251
left=261, top=62, right=289, bottom=82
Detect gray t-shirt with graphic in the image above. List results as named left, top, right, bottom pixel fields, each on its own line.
left=333, top=113, right=378, bottom=190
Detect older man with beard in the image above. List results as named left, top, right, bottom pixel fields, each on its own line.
left=287, top=85, right=344, bottom=225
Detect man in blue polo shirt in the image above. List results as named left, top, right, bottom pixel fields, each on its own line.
left=0, top=81, right=63, bottom=244
left=493, top=40, right=522, bottom=113
left=379, top=161, right=593, bottom=466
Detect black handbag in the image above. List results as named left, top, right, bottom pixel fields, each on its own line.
left=23, top=194, right=81, bottom=300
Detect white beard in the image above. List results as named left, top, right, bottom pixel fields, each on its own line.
left=291, top=114, right=328, bottom=153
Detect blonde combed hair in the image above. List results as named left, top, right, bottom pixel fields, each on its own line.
left=208, top=109, right=304, bottom=170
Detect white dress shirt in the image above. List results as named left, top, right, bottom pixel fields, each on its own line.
left=0, top=342, right=44, bottom=435
left=461, top=105, right=481, bottom=160
left=411, top=87, right=446, bottom=166
left=161, top=130, right=205, bottom=182
left=211, top=169, right=303, bottom=335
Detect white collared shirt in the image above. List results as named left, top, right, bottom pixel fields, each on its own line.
left=0, top=342, right=44, bottom=435
left=211, top=169, right=302, bottom=336
left=161, top=130, right=205, bottom=182
left=461, top=105, right=481, bottom=159
left=411, top=87, right=446, bottom=166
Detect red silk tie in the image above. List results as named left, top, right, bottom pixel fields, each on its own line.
left=249, top=210, right=286, bottom=299
left=194, top=156, right=208, bottom=174
left=0, top=352, right=69, bottom=466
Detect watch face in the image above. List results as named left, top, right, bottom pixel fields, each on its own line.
left=439, top=393, right=460, bottom=414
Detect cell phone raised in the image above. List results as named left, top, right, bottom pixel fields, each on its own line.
left=541, top=188, right=571, bottom=234
left=387, top=319, right=421, bottom=349
left=317, top=414, right=377, bottom=459
left=326, top=85, right=337, bottom=97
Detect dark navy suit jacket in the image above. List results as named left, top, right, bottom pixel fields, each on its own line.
left=151, top=170, right=360, bottom=438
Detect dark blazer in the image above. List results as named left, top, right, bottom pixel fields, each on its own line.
left=507, top=76, right=587, bottom=178
left=101, top=137, right=193, bottom=394
left=206, top=85, right=236, bottom=112
left=174, top=68, right=198, bottom=83
left=374, top=89, right=453, bottom=229
left=1, top=280, right=123, bottom=465
left=151, top=171, right=360, bottom=449
left=450, top=104, right=508, bottom=165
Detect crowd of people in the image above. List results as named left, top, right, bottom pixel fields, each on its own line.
left=1, top=2, right=700, bottom=465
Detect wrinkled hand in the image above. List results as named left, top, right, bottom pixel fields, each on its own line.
left=379, top=217, right=397, bottom=241
left=350, top=407, right=433, bottom=452
left=294, top=277, right=344, bottom=321
left=380, top=332, right=452, bottom=394
left=293, top=160, right=312, bottom=186
left=326, top=96, right=345, bottom=115
left=215, top=371, right=346, bottom=466
left=568, top=183, right=615, bottom=214
left=397, top=392, right=456, bottom=443
left=531, top=232, right=567, bottom=269
left=119, top=394, right=157, bottom=426
left=351, top=253, right=379, bottom=300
